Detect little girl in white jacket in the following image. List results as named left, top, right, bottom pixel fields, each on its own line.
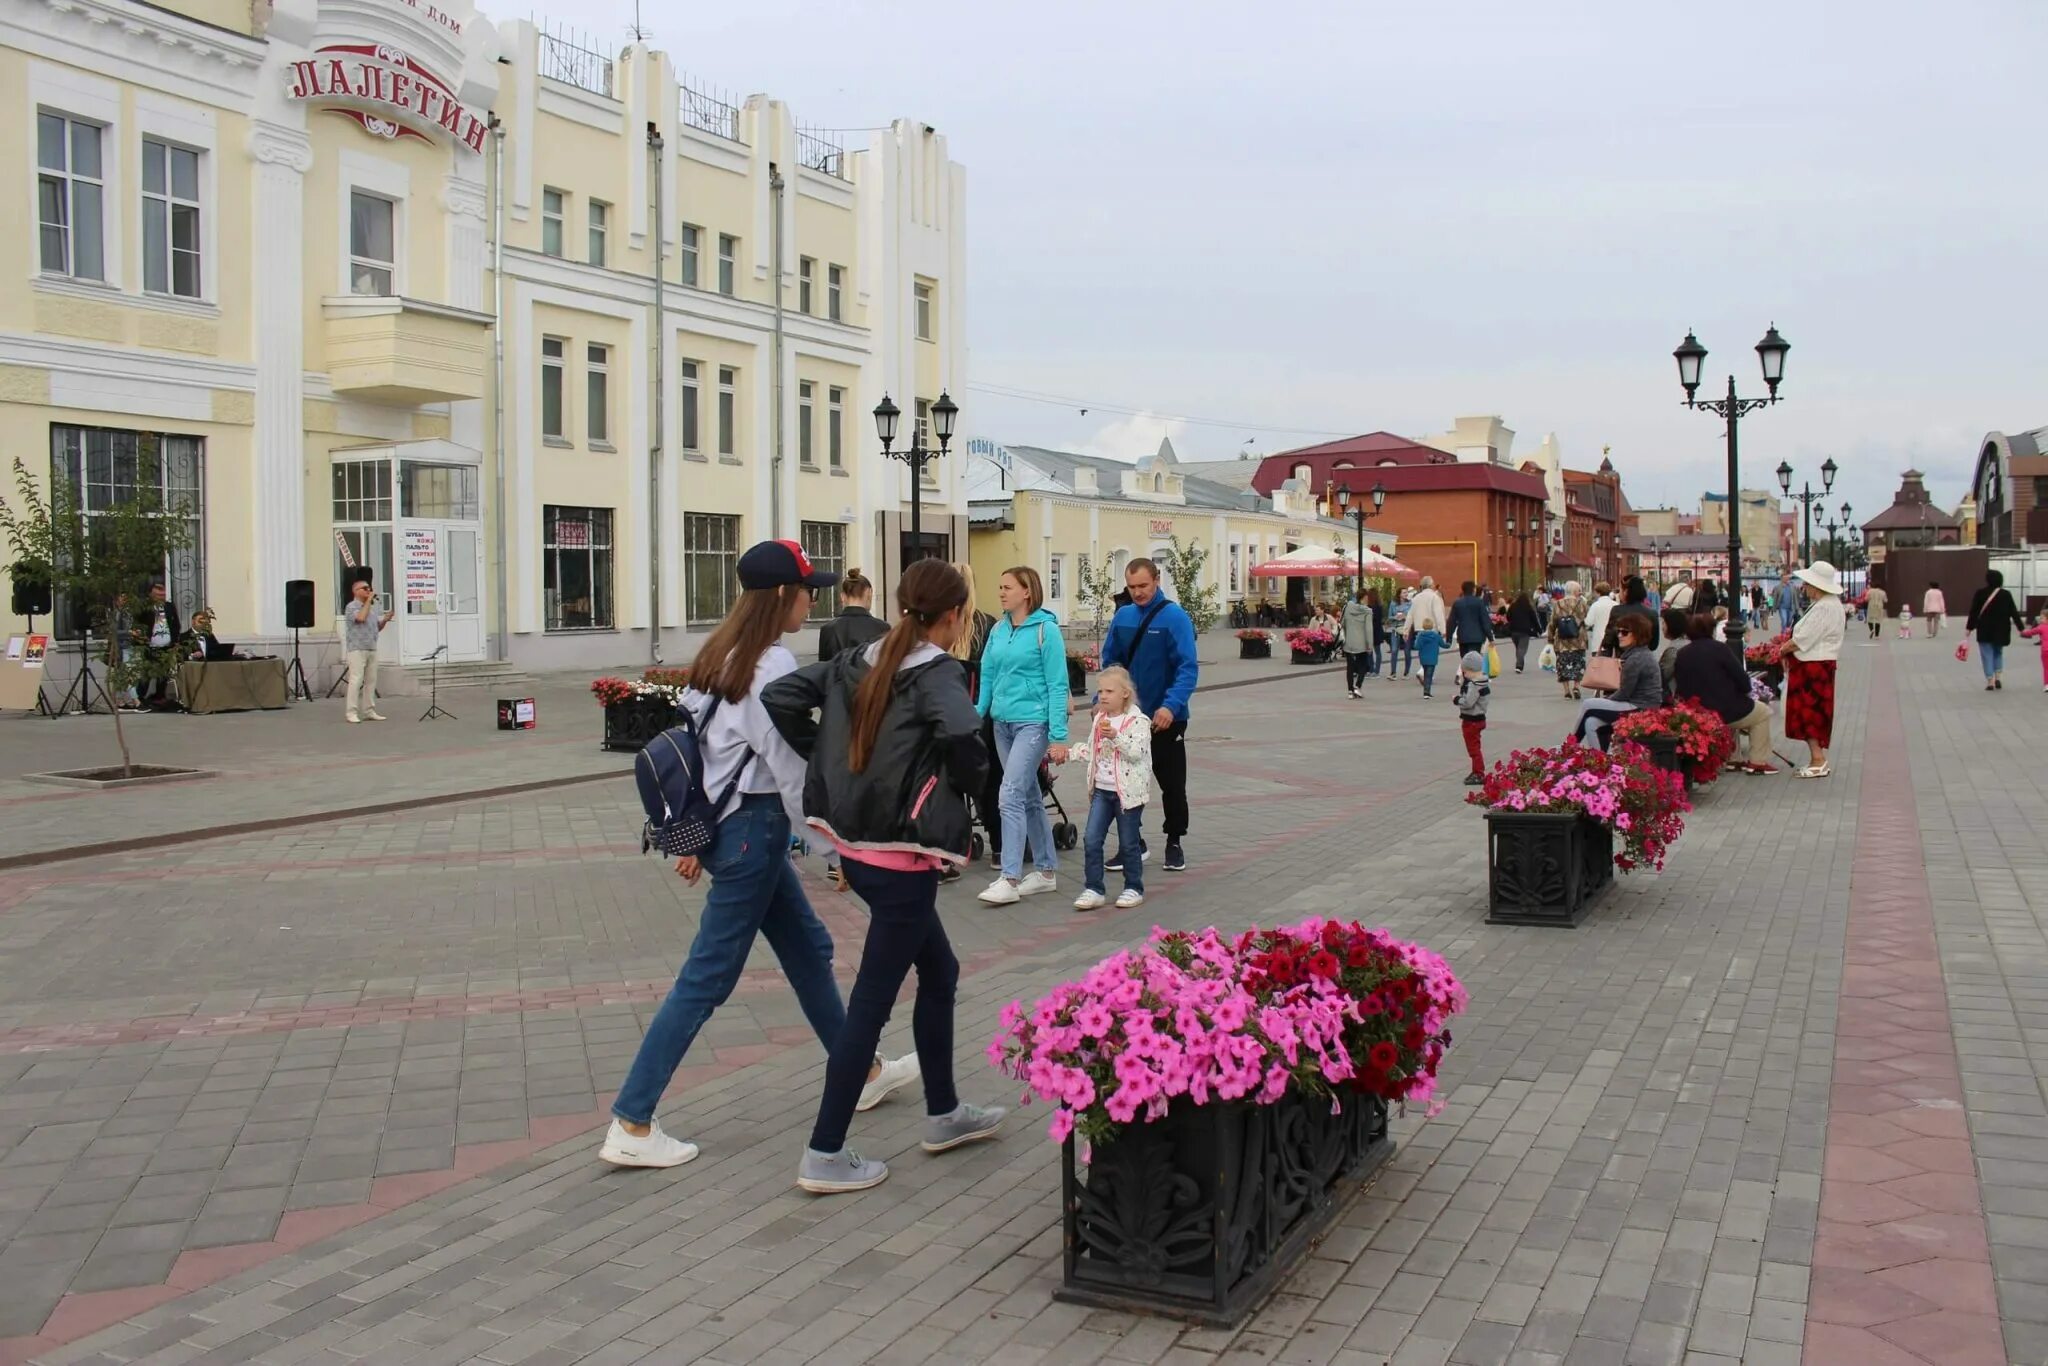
left=1059, top=666, right=1153, bottom=911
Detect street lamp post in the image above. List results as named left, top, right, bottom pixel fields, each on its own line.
left=1506, top=515, right=1539, bottom=591
left=874, top=390, right=958, bottom=560
left=1774, top=456, right=1836, bottom=566
left=1335, top=482, right=1387, bottom=588
left=1673, top=323, right=1790, bottom=664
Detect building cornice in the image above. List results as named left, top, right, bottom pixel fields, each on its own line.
left=21, top=0, right=264, bottom=107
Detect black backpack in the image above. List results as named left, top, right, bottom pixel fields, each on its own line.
left=1556, top=613, right=1582, bottom=641
left=633, top=696, right=752, bottom=858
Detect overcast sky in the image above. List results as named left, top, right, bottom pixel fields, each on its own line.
left=538, top=0, right=2045, bottom=531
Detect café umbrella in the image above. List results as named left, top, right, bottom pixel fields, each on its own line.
left=1248, top=544, right=1419, bottom=582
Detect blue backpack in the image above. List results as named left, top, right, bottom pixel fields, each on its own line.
left=634, top=695, right=753, bottom=858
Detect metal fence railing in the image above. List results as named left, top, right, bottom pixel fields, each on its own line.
left=678, top=77, right=743, bottom=143
left=536, top=24, right=614, bottom=98
left=795, top=126, right=847, bottom=180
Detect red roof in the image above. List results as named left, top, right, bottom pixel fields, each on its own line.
left=1253, top=435, right=1546, bottom=499
left=1269, top=432, right=1447, bottom=463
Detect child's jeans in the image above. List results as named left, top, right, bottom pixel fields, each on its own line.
left=1420, top=662, right=1437, bottom=692
left=1461, top=718, right=1486, bottom=776
left=1083, top=789, right=1144, bottom=895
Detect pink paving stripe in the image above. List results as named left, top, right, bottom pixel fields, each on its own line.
left=1804, top=650, right=2007, bottom=1366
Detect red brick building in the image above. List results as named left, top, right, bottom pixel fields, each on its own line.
left=1259, top=434, right=1549, bottom=590
left=1563, top=464, right=1624, bottom=587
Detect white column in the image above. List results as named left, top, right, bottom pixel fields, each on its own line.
left=442, top=172, right=488, bottom=312
left=247, top=122, right=314, bottom=637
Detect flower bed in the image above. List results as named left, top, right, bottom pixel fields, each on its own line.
left=991, top=921, right=1464, bottom=1321
left=1283, top=626, right=1337, bottom=663
left=592, top=668, right=690, bottom=751
left=1467, top=743, right=1690, bottom=873
left=1611, top=700, right=1736, bottom=785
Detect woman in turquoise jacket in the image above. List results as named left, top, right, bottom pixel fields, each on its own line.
left=974, top=566, right=1071, bottom=906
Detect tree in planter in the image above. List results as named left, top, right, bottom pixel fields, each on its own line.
left=1157, top=535, right=1220, bottom=638
left=0, top=455, right=194, bottom=778
left=1074, top=552, right=1120, bottom=652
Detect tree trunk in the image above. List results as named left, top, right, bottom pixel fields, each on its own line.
left=109, top=696, right=134, bottom=778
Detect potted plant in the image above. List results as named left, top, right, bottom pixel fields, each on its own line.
left=1744, top=632, right=1791, bottom=695
left=1283, top=625, right=1337, bottom=664
left=593, top=668, right=690, bottom=751
left=1466, top=744, right=1690, bottom=927
left=1065, top=649, right=1097, bottom=697
left=991, top=919, right=1466, bottom=1325
left=1235, top=628, right=1272, bottom=659
left=1611, top=700, right=1736, bottom=787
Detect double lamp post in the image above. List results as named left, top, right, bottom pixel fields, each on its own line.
left=1672, top=323, right=1790, bottom=661
left=1335, top=482, right=1388, bottom=583
left=873, top=389, right=959, bottom=556
left=1777, top=457, right=1842, bottom=568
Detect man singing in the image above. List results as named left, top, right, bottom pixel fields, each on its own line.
left=344, top=579, right=393, bottom=723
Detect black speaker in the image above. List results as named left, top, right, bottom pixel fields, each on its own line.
left=11, top=576, right=51, bottom=617
left=285, top=579, right=316, bottom=630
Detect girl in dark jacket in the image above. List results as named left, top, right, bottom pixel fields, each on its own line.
left=1506, top=592, right=1543, bottom=674
left=765, top=560, right=1005, bottom=1194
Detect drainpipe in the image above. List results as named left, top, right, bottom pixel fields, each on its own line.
left=770, top=164, right=786, bottom=539
left=489, top=114, right=509, bottom=662
left=648, top=122, right=665, bottom=663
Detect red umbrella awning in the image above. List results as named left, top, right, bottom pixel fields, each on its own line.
left=1248, top=555, right=1353, bottom=577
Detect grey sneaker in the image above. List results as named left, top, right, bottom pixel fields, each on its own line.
left=797, top=1147, right=889, bottom=1194
left=922, top=1103, right=1007, bottom=1153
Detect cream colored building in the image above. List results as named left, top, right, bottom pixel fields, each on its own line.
left=1697, top=488, right=1786, bottom=571
left=2, top=0, right=966, bottom=685
left=966, top=438, right=1397, bottom=628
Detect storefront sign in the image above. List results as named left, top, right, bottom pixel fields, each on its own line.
left=287, top=44, right=488, bottom=153
left=403, top=528, right=439, bottom=602
left=964, top=438, right=1013, bottom=473
left=1149, top=519, right=1174, bottom=536
left=553, top=520, right=589, bottom=549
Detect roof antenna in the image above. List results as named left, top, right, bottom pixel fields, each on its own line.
left=626, top=0, right=651, bottom=43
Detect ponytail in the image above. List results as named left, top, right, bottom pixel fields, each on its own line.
left=848, top=560, right=968, bottom=773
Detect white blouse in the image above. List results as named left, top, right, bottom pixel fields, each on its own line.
left=1791, top=594, right=1846, bottom=662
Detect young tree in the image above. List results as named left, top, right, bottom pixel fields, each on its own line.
left=0, top=454, right=194, bottom=776
left=1159, top=535, right=1220, bottom=637
left=1074, top=552, right=1120, bottom=652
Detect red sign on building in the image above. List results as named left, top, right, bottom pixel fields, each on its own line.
left=287, top=44, right=488, bottom=153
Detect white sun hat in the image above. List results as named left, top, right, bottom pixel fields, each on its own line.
left=1793, top=561, right=1844, bottom=596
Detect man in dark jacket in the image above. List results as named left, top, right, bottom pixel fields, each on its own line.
left=1446, top=581, right=1492, bottom=657
left=1098, top=558, right=1199, bottom=873
left=816, top=568, right=888, bottom=661
left=1672, top=616, right=1776, bottom=773
left=134, top=579, right=183, bottom=709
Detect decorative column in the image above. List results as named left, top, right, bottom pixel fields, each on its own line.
left=247, top=122, right=314, bottom=637
left=442, top=173, right=488, bottom=312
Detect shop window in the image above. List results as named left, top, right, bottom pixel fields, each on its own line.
left=544, top=505, right=614, bottom=630
left=684, top=512, right=741, bottom=622
left=800, top=520, right=844, bottom=621
left=332, top=458, right=394, bottom=612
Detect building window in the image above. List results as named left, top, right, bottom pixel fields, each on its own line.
left=799, top=256, right=814, bottom=313
left=1049, top=555, right=1065, bottom=602
left=827, top=263, right=843, bottom=321
left=587, top=200, right=607, bottom=266
left=717, top=366, right=737, bottom=458
left=800, top=520, right=844, bottom=621
left=680, top=360, right=700, bottom=453
left=717, top=233, right=737, bottom=295
left=828, top=386, right=844, bottom=469
left=2033, top=475, right=2048, bottom=506
left=540, top=337, right=566, bottom=439
left=332, top=458, right=394, bottom=612
left=915, top=280, right=933, bottom=341
left=349, top=190, right=395, bottom=295
left=586, top=344, right=610, bottom=445
left=915, top=398, right=931, bottom=446
left=37, top=112, right=104, bottom=281
left=544, top=505, right=613, bottom=631
left=1228, top=542, right=1241, bottom=594
left=684, top=512, right=741, bottom=622
left=542, top=187, right=564, bottom=257
left=51, top=426, right=204, bottom=636
left=679, top=223, right=699, bottom=286
left=799, top=381, right=815, bottom=467
left=141, top=139, right=201, bottom=298
left=399, top=461, right=480, bottom=519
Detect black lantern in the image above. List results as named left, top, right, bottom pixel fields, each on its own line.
left=1776, top=461, right=1794, bottom=494
left=931, top=390, right=959, bottom=446
left=1756, top=324, right=1789, bottom=395
left=1821, top=457, right=1837, bottom=490
left=872, top=394, right=901, bottom=448
left=1370, top=481, right=1387, bottom=513
left=1673, top=330, right=1707, bottom=399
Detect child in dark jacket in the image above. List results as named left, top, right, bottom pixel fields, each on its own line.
left=1414, top=618, right=1446, bottom=698
left=1455, top=651, right=1491, bottom=785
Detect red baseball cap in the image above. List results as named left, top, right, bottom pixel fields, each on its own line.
left=737, top=539, right=841, bottom=591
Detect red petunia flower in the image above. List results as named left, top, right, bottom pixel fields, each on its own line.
left=1368, top=1041, right=1399, bottom=1071
left=1307, top=951, right=1340, bottom=979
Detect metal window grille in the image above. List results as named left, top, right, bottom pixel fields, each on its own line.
left=684, top=512, right=741, bottom=622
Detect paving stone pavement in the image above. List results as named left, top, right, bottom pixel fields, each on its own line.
left=0, top=638, right=2041, bottom=1364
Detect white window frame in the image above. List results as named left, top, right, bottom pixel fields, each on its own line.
left=38, top=111, right=108, bottom=283
left=542, top=187, right=565, bottom=257
left=679, top=223, right=700, bottom=287
left=717, top=233, right=738, bottom=295
left=540, top=336, right=567, bottom=442
left=140, top=138, right=204, bottom=299
left=828, top=386, right=845, bottom=469
left=347, top=190, right=397, bottom=296
left=684, top=512, right=742, bottom=624
left=827, top=263, right=844, bottom=321
left=543, top=504, right=615, bottom=632
left=1228, top=541, right=1241, bottom=595
left=1049, top=555, right=1065, bottom=603
left=798, top=380, right=815, bottom=467
left=915, top=280, right=933, bottom=341
left=800, top=520, right=846, bottom=622
left=586, top=343, right=610, bottom=447
left=587, top=199, right=607, bottom=266
left=31, top=66, right=123, bottom=290
left=680, top=359, right=701, bottom=455
left=717, top=365, right=738, bottom=458
left=337, top=151, right=409, bottom=297
left=798, top=256, right=814, bottom=313
left=133, top=94, right=217, bottom=306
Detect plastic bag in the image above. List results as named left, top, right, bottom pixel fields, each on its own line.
left=1955, top=643, right=1969, bottom=662
left=1485, top=643, right=1503, bottom=678
left=1538, top=644, right=1557, bottom=673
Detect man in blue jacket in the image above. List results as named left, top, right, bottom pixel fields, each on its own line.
left=1447, top=580, right=1493, bottom=660
left=1097, top=558, right=1200, bottom=873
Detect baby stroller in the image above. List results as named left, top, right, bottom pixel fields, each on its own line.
left=971, top=756, right=1079, bottom=865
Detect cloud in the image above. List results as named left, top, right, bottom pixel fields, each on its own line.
left=1076, top=411, right=1194, bottom=463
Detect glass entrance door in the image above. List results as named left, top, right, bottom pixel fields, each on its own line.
left=397, top=521, right=486, bottom=664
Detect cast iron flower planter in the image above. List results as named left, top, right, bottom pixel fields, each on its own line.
left=1056, top=1090, right=1393, bottom=1325
left=1239, top=638, right=1272, bottom=660
left=601, top=695, right=678, bottom=752
left=1066, top=657, right=1088, bottom=697
left=1484, top=809, right=1614, bottom=927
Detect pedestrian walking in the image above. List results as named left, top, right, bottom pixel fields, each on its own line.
left=2019, top=610, right=2048, bottom=691
left=816, top=567, right=889, bottom=661
left=1775, top=572, right=1803, bottom=631
left=1782, top=561, right=1847, bottom=778
left=1058, top=666, right=1151, bottom=910
left=974, top=566, right=1071, bottom=906
left=1673, top=612, right=1778, bottom=774
left=1455, top=651, right=1491, bottom=786
left=342, top=579, right=392, bottom=723
left=1413, top=617, right=1446, bottom=698
left=1568, top=608, right=1661, bottom=750
left=603, top=540, right=915, bottom=1171
left=1098, top=558, right=1200, bottom=874
left=1548, top=589, right=1589, bottom=700
left=762, top=559, right=1005, bottom=1194
left=1448, top=580, right=1492, bottom=658
left=1898, top=603, right=1914, bottom=639
left=1387, top=589, right=1414, bottom=679
left=1405, top=576, right=1448, bottom=690
left=1583, top=581, right=1618, bottom=656
left=1923, top=581, right=1946, bottom=637
left=1364, top=587, right=1387, bottom=677
left=1964, top=569, right=2026, bottom=691
left=1506, top=591, right=1543, bottom=674
left=1862, top=584, right=1888, bottom=641
left=1341, top=588, right=1373, bottom=697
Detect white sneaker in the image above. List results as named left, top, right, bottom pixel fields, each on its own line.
left=857, top=1054, right=920, bottom=1112
left=598, top=1118, right=699, bottom=1169
left=1072, top=889, right=1107, bottom=911
left=977, top=878, right=1021, bottom=906
left=1016, top=871, right=1059, bottom=898
left=366, top=711, right=387, bottom=721
left=1115, top=889, right=1146, bottom=909
left=345, top=713, right=361, bottom=724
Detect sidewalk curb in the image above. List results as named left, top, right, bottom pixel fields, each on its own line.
left=0, top=666, right=1343, bottom=873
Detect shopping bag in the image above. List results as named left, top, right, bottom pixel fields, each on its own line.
left=1538, top=644, right=1557, bottom=673
left=1955, top=643, right=1969, bottom=662
left=1485, top=643, right=1502, bottom=678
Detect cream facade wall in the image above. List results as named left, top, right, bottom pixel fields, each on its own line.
left=3, top=0, right=969, bottom=683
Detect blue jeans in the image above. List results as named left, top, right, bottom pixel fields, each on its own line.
left=1981, top=642, right=2004, bottom=680
left=994, top=719, right=1056, bottom=880
left=1391, top=634, right=1413, bottom=675
left=612, top=795, right=845, bottom=1126
left=1083, top=789, right=1145, bottom=895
